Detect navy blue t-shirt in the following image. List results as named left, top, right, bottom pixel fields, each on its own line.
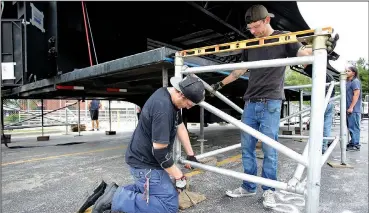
left=125, top=87, right=183, bottom=169
left=90, top=100, right=100, bottom=110
left=346, top=78, right=362, bottom=113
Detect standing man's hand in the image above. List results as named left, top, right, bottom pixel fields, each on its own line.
left=209, top=81, right=224, bottom=96
left=326, top=34, right=339, bottom=54
left=347, top=108, right=353, bottom=114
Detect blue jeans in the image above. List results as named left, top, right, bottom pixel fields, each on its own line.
left=241, top=99, right=282, bottom=192
left=322, top=103, right=334, bottom=152
left=347, top=112, right=361, bottom=146
left=111, top=167, right=178, bottom=213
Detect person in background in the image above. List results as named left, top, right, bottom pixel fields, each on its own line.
left=89, top=99, right=101, bottom=131
left=345, top=66, right=362, bottom=151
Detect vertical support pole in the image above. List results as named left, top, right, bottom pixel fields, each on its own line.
left=41, top=99, right=44, bottom=136
left=1, top=97, right=4, bottom=138
left=199, top=106, right=205, bottom=154
left=299, top=90, right=303, bottom=135
left=306, top=30, right=328, bottom=213
left=287, top=98, right=290, bottom=131
left=85, top=99, right=88, bottom=123
left=65, top=101, right=68, bottom=135
left=174, top=53, right=184, bottom=162
left=109, top=100, right=112, bottom=132
left=78, top=100, right=81, bottom=136
left=339, top=72, right=348, bottom=165
left=162, top=66, right=168, bottom=87
left=106, top=100, right=116, bottom=135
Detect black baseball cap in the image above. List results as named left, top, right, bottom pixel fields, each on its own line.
left=170, top=75, right=205, bottom=104
left=245, top=5, right=275, bottom=24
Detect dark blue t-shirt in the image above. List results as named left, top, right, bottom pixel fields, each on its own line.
left=90, top=100, right=100, bottom=110
left=125, top=87, right=183, bottom=169
left=346, top=78, right=362, bottom=113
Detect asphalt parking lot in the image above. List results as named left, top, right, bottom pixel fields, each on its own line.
left=1, top=120, right=368, bottom=213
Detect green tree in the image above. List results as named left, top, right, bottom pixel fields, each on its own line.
left=284, top=67, right=312, bottom=92
left=355, top=58, right=369, bottom=96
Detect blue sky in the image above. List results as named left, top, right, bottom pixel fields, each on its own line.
left=297, top=2, right=368, bottom=70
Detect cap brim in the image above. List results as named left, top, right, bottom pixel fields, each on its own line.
left=170, top=77, right=183, bottom=92
left=269, top=13, right=275, bottom=18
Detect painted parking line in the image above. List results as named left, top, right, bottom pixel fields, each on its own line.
left=2, top=145, right=243, bottom=179
left=1, top=145, right=126, bottom=166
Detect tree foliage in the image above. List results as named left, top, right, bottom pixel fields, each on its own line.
left=354, top=58, right=369, bottom=96
left=284, top=67, right=312, bottom=92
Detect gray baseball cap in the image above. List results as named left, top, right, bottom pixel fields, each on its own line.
left=245, top=5, right=275, bottom=24
left=170, top=75, right=205, bottom=104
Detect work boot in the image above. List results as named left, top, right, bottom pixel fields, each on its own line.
left=78, top=180, right=107, bottom=213
left=92, top=182, right=119, bottom=213
left=225, top=186, right=256, bottom=198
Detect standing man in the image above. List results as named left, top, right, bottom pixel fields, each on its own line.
left=89, top=99, right=101, bottom=131
left=346, top=66, right=362, bottom=151
left=210, top=5, right=338, bottom=208
left=91, top=76, right=204, bottom=213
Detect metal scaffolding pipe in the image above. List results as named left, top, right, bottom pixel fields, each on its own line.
left=299, top=90, right=303, bottom=135
left=198, top=101, right=308, bottom=166
left=196, top=143, right=241, bottom=160
left=324, top=81, right=335, bottom=111
left=174, top=53, right=183, bottom=162
left=280, top=95, right=340, bottom=122
left=181, top=56, right=315, bottom=74
left=339, top=72, right=348, bottom=165
left=306, top=33, right=328, bottom=213
left=179, top=159, right=301, bottom=193
left=109, top=100, right=112, bottom=132
left=289, top=140, right=309, bottom=187
left=278, top=135, right=335, bottom=140
left=280, top=108, right=310, bottom=122
left=321, top=137, right=340, bottom=166
left=199, top=106, right=205, bottom=154
left=41, top=99, right=44, bottom=136
left=191, top=74, right=243, bottom=114
left=284, top=81, right=339, bottom=90
left=288, top=81, right=337, bottom=188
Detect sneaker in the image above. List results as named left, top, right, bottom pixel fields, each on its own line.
left=92, top=182, right=119, bottom=213
left=90, top=129, right=95, bottom=131
left=225, top=187, right=256, bottom=198
left=347, top=145, right=361, bottom=151
left=77, top=180, right=107, bottom=213
left=262, top=190, right=276, bottom=208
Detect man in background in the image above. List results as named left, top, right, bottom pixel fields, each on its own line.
left=89, top=99, right=101, bottom=131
